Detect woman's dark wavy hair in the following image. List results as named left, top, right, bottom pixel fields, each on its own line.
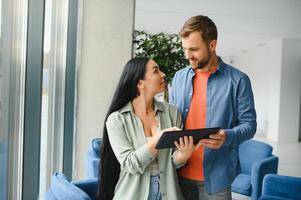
left=97, top=57, right=150, bottom=200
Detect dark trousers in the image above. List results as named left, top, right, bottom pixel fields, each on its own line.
left=178, top=176, right=232, bottom=200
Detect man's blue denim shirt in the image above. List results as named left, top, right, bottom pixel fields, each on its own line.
left=169, top=57, right=257, bottom=194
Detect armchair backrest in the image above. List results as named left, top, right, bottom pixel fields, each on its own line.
left=92, top=138, right=102, bottom=157
left=85, top=138, right=102, bottom=178
left=239, top=140, right=273, bottom=174
left=261, top=174, right=301, bottom=199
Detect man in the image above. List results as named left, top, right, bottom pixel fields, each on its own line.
left=169, top=15, right=257, bottom=200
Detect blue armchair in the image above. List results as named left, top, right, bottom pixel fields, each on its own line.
left=231, top=140, right=279, bottom=200
left=259, top=174, right=301, bottom=200
left=85, top=138, right=102, bottom=178
left=45, top=172, right=98, bottom=200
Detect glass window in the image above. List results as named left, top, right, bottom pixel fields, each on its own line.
left=0, top=0, right=28, bottom=199
left=39, top=0, right=53, bottom=198
left=39, top=0, right=69, bottom=198
left=0, top=1, right=7, bottom=197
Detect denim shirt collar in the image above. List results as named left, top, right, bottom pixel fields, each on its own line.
left=188, top=56, right=225, bottom=75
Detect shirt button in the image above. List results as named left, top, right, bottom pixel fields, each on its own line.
left=189, top=92, right=192, bottom=96
left=185, top=109, right=188, bottom=112
left=162, top=193, right=165, bottom=196
left=160, top=171, right=164, bottom=174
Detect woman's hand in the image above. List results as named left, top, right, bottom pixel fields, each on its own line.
left=148, top=126, right=180, bottom=155
left=173, top=136, right=202, bottom=164
left=152, top=126, right=181, bottom=140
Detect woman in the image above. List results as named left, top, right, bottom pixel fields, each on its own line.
left=98, top=57, right=199, bottom=200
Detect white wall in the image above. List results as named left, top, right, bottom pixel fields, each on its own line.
left=224, top=38, right=301, bottom=142
left=135, top=0, right=301, bottom=57
left=75, top=0, right=135, bottom=179
left=135, top=0, right=301, bottom=36
left=278, top=39, right=301, bottom=142
left=134, top=0, right=301, bottom=142
left=233, top=38, right=283, bottom=141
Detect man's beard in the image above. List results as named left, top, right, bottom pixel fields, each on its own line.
left=195, top=43, right=212, bottom=69
left=197, top=53, right=212, bottom=69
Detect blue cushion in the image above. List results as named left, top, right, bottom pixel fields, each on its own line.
left=46, top=172, right=92, bottom=200
left=231, top=173, right=251, bottom=196
left=45, top=189, right=57, bottom=200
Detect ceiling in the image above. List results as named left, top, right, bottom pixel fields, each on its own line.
left=135, top=0, right=301, bottom=58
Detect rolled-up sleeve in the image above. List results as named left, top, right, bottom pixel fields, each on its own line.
left=106, top=112, right=155, bottom=174
left=224, top=75, right=257, bottom=147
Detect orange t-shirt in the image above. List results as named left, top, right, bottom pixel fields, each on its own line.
left=178, top=69, right=215, bottom=181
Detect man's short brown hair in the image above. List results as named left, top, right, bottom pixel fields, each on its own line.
left=179, top=15, right=218, bottom=43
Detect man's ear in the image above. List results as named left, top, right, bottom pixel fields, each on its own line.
left=209, top=40, right=217, bottom=52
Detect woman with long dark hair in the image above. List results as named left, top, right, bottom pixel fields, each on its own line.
left=98, top=57, right=199, bottom=200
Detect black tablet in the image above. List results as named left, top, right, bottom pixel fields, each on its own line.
left=155, top=127, right=221, bottom=149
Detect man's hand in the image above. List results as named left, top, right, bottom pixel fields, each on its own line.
left=200, top=129, right=226, bottom=149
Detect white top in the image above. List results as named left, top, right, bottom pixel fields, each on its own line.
left=146, top=137, right=159, bottom=175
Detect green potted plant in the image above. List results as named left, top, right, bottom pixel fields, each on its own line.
left=133, top=30, right=189, bottom=85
